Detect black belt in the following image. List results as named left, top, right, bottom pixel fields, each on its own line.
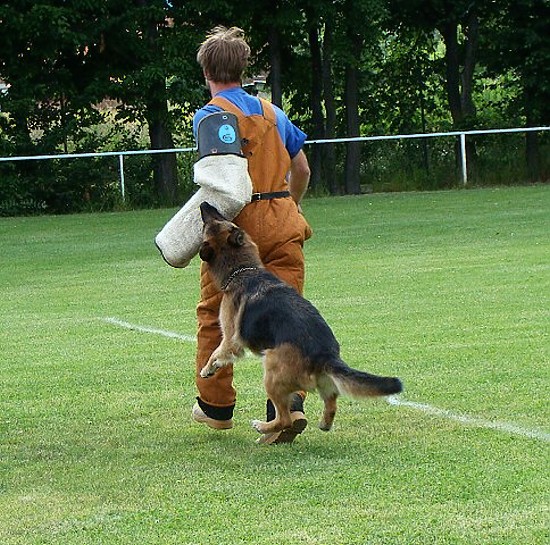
left=250, top=191, right=291, bottom=202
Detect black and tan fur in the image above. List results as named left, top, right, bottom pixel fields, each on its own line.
left=198, top=202, right=403, bottom=436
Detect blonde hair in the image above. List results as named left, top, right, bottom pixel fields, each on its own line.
left=197, top=26, right=250, bottom=83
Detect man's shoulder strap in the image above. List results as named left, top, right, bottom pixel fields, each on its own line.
left=208, top=96, right=242, bottom=117
left=208, top=95, right=276, bottom=125
left=258, top=97, right=276, bottom=124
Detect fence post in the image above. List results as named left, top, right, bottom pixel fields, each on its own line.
left=118, top=154, right=126, bottom=201
left=459, top=133, right=468, bottom=186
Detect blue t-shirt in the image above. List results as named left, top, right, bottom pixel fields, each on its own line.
left=192, top=87, right=307, bottom=159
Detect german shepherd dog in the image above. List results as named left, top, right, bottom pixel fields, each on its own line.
left=198, top=202, right=403, bottom=436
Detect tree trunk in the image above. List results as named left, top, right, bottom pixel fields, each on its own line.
left=419, top=76, right=430, bottom=174
left=138, top=0, right=179, bottom=206
left=322, top=20, right=338, bottom=194
left=461, top=10, right=479, bottom=180
left=441, top=20, right=462, bottom=125
left=344, top=63, right=361, bottom=195
left=343, top=4, right=362, bottom=195
left=460, top=11, right=478, bottom=121
left=148, top=109, right=179, bottom=205
left=440, top=15, right=478, bottom=182
left=525, top=88, right=541, bottom=182
left=146, top=80, right=178, bottom=207
left=307, top=19, right=324, bottom=192
left=268, top=26, right=282, bottom=108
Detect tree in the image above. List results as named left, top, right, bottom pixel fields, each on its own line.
left=321, top=18, right=338, bottom=194
left=305, top=4, right=325, bottom=192
left=0, top=0, right=212, bottom=208
left=1, top=0, right=545, bottom=215
left=285, top=0, right=390, bottom=195
left=482, top=0, right=550, bottom=181
left=388, top=0, right=484, bottom=178
left=242, top=0, right=300, bottom=108
left=0, top=1, right=112, bottom=211
left=337, top=0, right=389, bottom=194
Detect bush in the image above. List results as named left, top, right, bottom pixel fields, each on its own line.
left=0, top=106, right=198, bottom=215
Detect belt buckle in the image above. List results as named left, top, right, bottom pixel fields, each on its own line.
left=251, top=193, right=262, bottom=201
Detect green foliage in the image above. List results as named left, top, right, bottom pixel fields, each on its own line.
left=0, top=1, right=549, bottom=213
left=481, top=0, right=550, bottom=124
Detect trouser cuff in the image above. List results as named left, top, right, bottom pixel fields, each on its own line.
left=197, top=397, right=235, bottom=421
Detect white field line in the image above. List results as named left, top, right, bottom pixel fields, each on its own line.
left=102, top=317, right=195, bottom=342
left=102, top=317, right=549, bottom=443
left=387, top=396, right=550, bottom=443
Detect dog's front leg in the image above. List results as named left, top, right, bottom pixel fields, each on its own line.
left=199, top=340, right=240, bottom=378
left=200, top=341, right=236, bottom=378
left=199, top=296, right=242, bottom=378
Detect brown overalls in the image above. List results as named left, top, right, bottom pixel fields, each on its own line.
left=195, top=96, right=311, bottom=418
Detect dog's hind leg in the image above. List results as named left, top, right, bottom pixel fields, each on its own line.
left=319, top=394, right=338, bottom=431
left=317, top=375, right=339, bottom=431
left=251, top=351, right=294, bottom=434
left=251, top=391, right=293, bottom=434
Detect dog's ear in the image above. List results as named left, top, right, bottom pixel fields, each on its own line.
left=227, top=228, right=245, bottom=248
left=199, top=241, right=215, bottom=262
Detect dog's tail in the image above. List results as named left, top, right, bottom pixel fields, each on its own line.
left=326, top=358, right=403, bottom=398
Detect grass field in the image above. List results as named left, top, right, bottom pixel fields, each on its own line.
left=1, top=186, right=549, bottom=544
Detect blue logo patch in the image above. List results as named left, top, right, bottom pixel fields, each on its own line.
left=218, top=124, right=236, bottom=144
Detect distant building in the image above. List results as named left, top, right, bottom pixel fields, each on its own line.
left=242, top=75, right=267, bottom=97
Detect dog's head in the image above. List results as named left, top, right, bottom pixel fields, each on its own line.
left=198, top=201, right=248, bottom=263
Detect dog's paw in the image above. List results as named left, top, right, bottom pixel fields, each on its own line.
left=199, top=365, right=217, bottom=378
left=251, top=419, right=266, bottom=434
left=318, top=421, right=333, bottom=432
left=200, top=358, right=225, bottom=378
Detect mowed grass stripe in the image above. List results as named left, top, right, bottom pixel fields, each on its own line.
left=1, top=186, right=548, bottom=545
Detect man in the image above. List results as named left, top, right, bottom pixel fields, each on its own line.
left=191, top=26, right=312, bottom=444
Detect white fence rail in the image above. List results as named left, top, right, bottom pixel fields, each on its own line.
left=0, top=146, right=196, bottom=202
left=0, top=126, right=548, bottom=200
left=305, top=126, right=550, bottom=187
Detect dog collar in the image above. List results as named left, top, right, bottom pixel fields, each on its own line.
left=221, top=266, right=259, bottom=291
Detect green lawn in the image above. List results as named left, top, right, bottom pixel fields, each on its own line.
left=1, top=186, right=549, bottom=544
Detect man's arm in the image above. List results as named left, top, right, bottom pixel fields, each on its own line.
left=288, top=150, right=310, bottom=204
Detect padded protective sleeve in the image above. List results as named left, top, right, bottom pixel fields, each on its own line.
left=155, top=154, right=252, bottom=268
